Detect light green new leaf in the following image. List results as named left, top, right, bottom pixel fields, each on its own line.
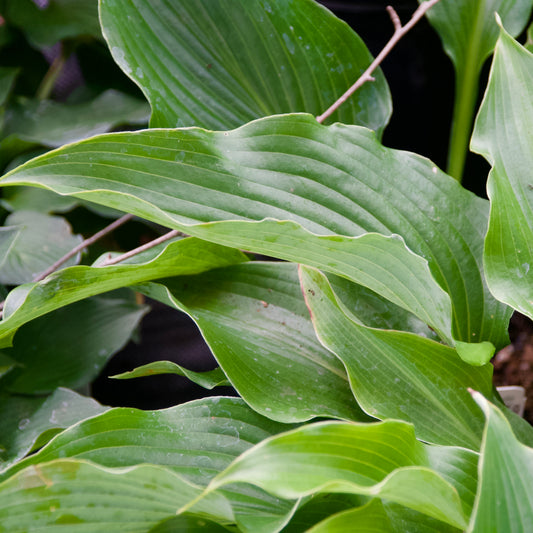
left=0, top=238, right=247, bottom=348
left=300, top=266, right=492, bottom=449
left=472, top=26, right=533, bottom=319
left=111, top=360, right=230, bottom=389
left=421, top=0, right=533, bottom=178
left=209, top=420, right=472, bottom=530
left=140, top=262, right=368, bottom=423
left=3, top=0, right=102, bottom=47
left=0, top=90, right=150, bottom=168
left=468, top=392, right=533, bottom=532
left=0, top=397, right=297, bottom=533
left=0, top=114, right=509, bottom=350
left=4, top=293, right=148, bottom=394
left=307, top=499, right=394, bottom=533
left=0, top=459, right=233, bottom=532
left=100, top=0, right=391, bottom=131
left=0, top=211, right=82, bottom=285
left=0, top=387, right=107, bottom=471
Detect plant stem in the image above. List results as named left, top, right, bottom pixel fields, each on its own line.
left=446, top=66, right=480, bottom=181
left=32, top=214, right=135, bottom=283
left=98, top=229, right=182, bottom=267
left=316, top=0, right=442, bottom=124
left=36, top=43, right=69, bottom=100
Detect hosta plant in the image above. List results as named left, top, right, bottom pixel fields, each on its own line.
left=0, top=0, right=533, bottom=531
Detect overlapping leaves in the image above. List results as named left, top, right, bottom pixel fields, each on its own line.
left=0, top=114, right=509, bottom=356
left=100, top=0, right=391, bottom=131
left=472, top=25, right=533, bottom=319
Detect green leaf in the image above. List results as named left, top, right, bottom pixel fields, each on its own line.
left=0, top=90, right=150, bottom=167
left=0, top=238, right=247, bottom=348
left=209, top=420, right=472, bottom=530
left=148, top=515, right=233, bottom=532
left=0, top=211, right=82, bottom=285
left=4, top=293, right=148, bottom=394
left=0, top=66, right=18, bottom=107
left=100, top=0, right=391, bottom=131
left=421, top=0, right=533, bottom=179
left=0, top=459, right=233, bottom=532
left=471, top=25, right=533, bottom=320
left=0, top=387, right=107, bottom=470
left=0, top=397, right=298, bottom=533
left=0, top=186, right=80, bottom=213
left=300, top=266, right=493, bottom=449
left=423, top=0, right=532, bottom=74
left=307, top=499, right=394, bottom=533
left=111, top=360, right=230, bottom=389
left=3, top=0, right=101, bottom=47
left=467, top=392, right=533, bottom=532
left=0, top=352, right=16, bottom=380
left=1, top=114, right=508, bottom=348
left=140, top=262, right=368, bottom=423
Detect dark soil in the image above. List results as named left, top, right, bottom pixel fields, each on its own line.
left=493, top=313, right=533, bottom=424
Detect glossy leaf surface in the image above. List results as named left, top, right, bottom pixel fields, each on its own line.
left=0, top=387, right=107, bottom=470
left=140, top=262, right=367, bottom=423
left=0, top=459, right=233, bottom=532
left=468, top=393, right=533, bottom=532
left=472, top=26, right=533, bottom=319
left=210, top=420, right=473, bottom=529
left=100, top=0, right=391, bottom=131
left=111, top=361, right=230, bottom=389
left=0, top=114, right=509, bottom=349
left=300, top=266, right=492, bottom=448
left=0, top=397, right=297, bottom=533
left=0, top=238, right=247, bottom=348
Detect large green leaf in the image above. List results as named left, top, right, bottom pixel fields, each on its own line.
left=140, top=262, right=368, bottom=423
left=0, top=211, right=82, bottom=284
left=471, top=25, right=533, bottom=319
left=0, top=459, right=233, bottom=532
left=0, top=90, right=150, bottom=168
left=3, top=293, right=147, bottom=394
left=468, top=392, right=533, bottom=532
left=0, top=238, right=247, bottom=348
left=0, top=387, right=107, bottom=471
left=2, top=0, right=101, bottom=47
left=100, top=0, right=391, bottom=131
left=208, top=420, right=475, bottom=530
left=299, top=266, right=493, bottom=449
left=421, top=0, right=533, bottom=178
left=0, top=397, right=298, bottom=533
left=0, top=114, right=509, bottom=350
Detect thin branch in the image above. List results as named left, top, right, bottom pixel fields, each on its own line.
left=316, top=0, right=442, bottom=124
left=98, top=229, right=182, bottom=267
left=32, top=214, right=134, bottom=283
left=386, top=6, right=402, bottom=32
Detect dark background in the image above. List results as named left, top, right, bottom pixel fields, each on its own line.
left=92, top=0, right=493, bottom=409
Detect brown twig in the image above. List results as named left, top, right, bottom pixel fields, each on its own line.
left=316, top=0, right=442, bottom=124
left=98, top=229, right=182, bottom=267
left=32, top=214, right=134, bottom=283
